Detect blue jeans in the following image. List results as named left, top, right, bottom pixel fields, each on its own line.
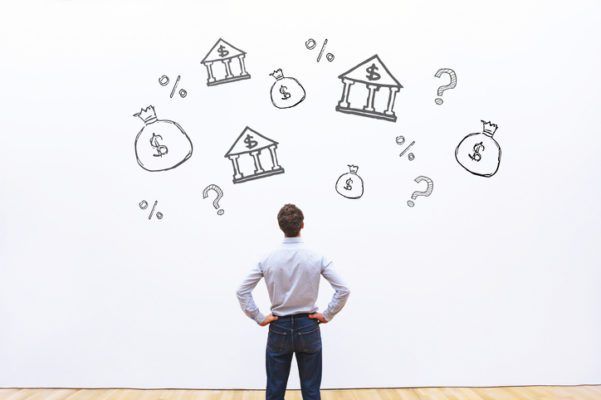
left=266, top=313, right=322, bottom=400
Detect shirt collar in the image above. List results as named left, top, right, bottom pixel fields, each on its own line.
left=282, top=237, right=303, bottom=244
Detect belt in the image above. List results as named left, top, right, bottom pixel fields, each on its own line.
left=274, top=312, right=313, bottom=319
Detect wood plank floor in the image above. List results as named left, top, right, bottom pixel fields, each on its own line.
left=1, top=386, right=600, bottom=400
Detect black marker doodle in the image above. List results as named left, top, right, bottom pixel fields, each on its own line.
left=336, top=55, right=402, bottom=122
left=201, top=38, right=251, bottom=86
left=269, top=69, right=306, bottom=109
left=158, top=74, right=188, bottom=99
left=455, top=120, right=501, bottom=177
left=202, top=184, right=225, bottom=216
left=133, top=106, right=193, bottom=172
left=305, top=38, right=335, bottom=63
left=434, top=68, right=457, bottom=105
left=224, top=127, right=285, bottom=184
left=396, top=136, right=415, bottom=161
left=335, top=165, right=364, bottom=199
left=407, top=176, right=433, bottom=207
left=139, top=200, right=164, bottom=220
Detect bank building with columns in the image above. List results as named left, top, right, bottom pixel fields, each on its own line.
left=336, top=54, right=402, bottom=122
left=201, top=38, right=250, bottom=86
left=224, top=127, right=284, bottom=184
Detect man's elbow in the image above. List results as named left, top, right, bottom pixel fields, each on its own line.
left=339, top=286, right=351, bottom=298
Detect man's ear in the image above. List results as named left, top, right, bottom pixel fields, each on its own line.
left=301, top=221, right=305, bottom=230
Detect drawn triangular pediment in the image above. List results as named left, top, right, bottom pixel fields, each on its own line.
left=202, top=38, right=246, bottom=63
left=338, top=55, right=402, bottom=87
left=224, top=127, right=278, bottom=157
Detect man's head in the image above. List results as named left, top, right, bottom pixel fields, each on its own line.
left=277, top=204, right=304, bottom=237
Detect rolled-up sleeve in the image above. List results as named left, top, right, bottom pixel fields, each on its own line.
left=320, top=257, right=350, bottom=321
left=236, top=262, right=266, bottom=325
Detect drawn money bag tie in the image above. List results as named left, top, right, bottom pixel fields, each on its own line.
left=269, top=69, right=306, bottom=109
left=133, top=106, right=193, bottom=172
left=335, top=165, right=364, bottom=199
left=455, top=120, right=501, bottom=177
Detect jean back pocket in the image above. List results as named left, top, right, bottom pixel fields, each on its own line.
left=267, top=326, right=290, bottom=353
left=296, top=325, right=321, bottom=353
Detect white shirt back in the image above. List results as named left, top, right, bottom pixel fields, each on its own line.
left=236, top=237, right=351, bottom=324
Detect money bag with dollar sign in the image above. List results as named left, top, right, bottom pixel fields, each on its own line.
left=335, top=165, right=364, bottom=199
left=455, top=120, right=501, bottom=177
left=269, top=69, right=306, bottom=109
left=133, top=106, right=193, bottom=172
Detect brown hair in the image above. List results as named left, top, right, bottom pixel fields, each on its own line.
left=277, top=204, right=304, bottom=237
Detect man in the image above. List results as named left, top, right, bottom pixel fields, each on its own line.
left=236, top=204, right=351, bottom=400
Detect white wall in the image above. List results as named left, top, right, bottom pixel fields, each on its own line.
left=1, top=0, right=600, bottom=389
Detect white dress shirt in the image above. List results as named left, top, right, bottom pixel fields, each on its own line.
left=236, top=237, right=351, bottom=324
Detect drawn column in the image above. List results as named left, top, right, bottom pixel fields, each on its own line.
left=228, top=155, right=243, bottom=180
left=204, top=62, right=216, bottom=84
left=338, top=78, right=355, bottom=108
left=238, top=55, right=248, bottom=76
left=268, top=145, right=281, bottom=170
left=384, top=87, right=400, bottom=117
left=222, top=59, right=233, bottom=79
left=363, top=84, right=380, bottom=112
left=250, top=151, right=265, bottom=174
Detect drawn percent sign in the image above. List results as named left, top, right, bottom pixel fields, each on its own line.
left=305, top=38, right=335, bottom=63
left=158, top=74, right=188, bottom=99
left=139, top=200, right=163, bottom=220
left=396, top=136, right=415, bottom=161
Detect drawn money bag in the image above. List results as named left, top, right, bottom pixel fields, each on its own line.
left=455, top=120, right=501, bottom=177
left=269, top=69, right=306, bottom=109
left=133, top=106, right=193, bottom=172
left=335, top=165, right=364, bottom=199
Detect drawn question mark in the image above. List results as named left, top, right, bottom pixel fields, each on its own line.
left=202, top=184, right=225, bottom=215
left=434, top=68, right=457, bottom=105
left=407, top=176, right=433, bottom=207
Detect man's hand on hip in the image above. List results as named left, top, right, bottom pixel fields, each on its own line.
left=308, top=312, right=328, bottom=323
left=259, top=313, right=279, bottom=326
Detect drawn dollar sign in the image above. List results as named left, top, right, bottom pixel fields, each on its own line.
left=244, top=134, right=258, bottom=149
left=217, top=45, right=229, bottom=58
left=150, top=133, right=168, bottom=157
left=366, top=63, right=381, bottom=81
left=469, top=142, right=485, bottom=162
left=344, top=178, right=353, bottom=190
left=280, top=85, right=291, bottom=100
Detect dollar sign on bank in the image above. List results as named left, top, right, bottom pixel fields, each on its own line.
left=366, top=64, right=381, bottom=81
left=218, top=45, right=229, bottom=58
left=244, top=134, right=258, bottom=149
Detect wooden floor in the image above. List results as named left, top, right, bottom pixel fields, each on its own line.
left=1, top=386, right=600, bottom=400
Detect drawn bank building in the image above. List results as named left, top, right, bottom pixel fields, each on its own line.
left=224, top=127, right=284, bottom=184
left=336, top=54, right=403, bottom=122
left=201, top=38, right=251, bottom=87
